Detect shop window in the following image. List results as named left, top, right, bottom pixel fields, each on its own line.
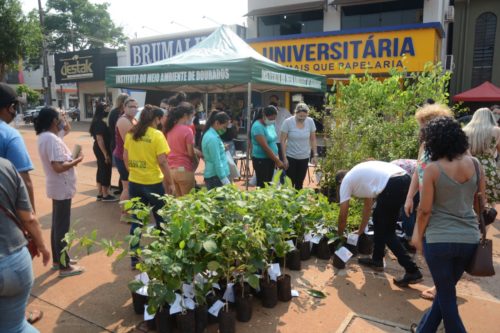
left=341, top=0, right=423, bottom=30
left=471, top=12, right=497, bottom=87
left=257, top=10, right=323, bottom=38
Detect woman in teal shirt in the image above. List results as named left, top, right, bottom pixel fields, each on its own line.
left=251, top=106, right=284, bottom=187
left=202, top=111, right=230, bottom=190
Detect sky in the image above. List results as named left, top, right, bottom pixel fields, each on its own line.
left=21, top=0, right=249, bottom=39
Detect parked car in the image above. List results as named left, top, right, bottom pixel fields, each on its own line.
left=67, top=107, right=80, bottom=121
left=23, top=106, right=44, bottom=124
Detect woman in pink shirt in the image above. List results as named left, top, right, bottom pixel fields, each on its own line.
left=163, top=102, right=196, bottom=196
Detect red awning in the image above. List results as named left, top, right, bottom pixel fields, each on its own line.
left=453, top=81, right=500, bottom=102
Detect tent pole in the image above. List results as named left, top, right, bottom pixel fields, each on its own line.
left=204, top=92, right=209, bottom=119
left=245, top=82, right=251, bottom=191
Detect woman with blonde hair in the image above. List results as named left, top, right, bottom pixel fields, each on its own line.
left=463, top=108, right=500, bottom=205
left=404, top=102, right=453, bottom=301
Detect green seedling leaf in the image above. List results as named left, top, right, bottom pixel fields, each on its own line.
left=203, top=239, right=218, bottom=253
left=128, top=280, right=144, bottom=293
left=207, top=260, right=221, bottom=271
left=247, top=274, right=260, bottom=290
left=307, top=289, right=327, bottom=299
left=179, top=240, right=186, bottom=249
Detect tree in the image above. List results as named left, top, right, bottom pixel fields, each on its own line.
left=44, top=0, right=126, bottom=52
left=16, top=84, right=41, bottom=106
left=0, top=0, right=43, bottom=81
left=318, top=62, right=458, bottom=190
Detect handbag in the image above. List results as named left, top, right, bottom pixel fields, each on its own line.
left=483, top=207, right=497, bottom=226
left=467, top=159, right=495, bottom=276
left=0, top=203, right=39, bottom=259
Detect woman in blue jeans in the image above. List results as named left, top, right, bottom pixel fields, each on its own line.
left=411, top=117, right=483, bottom=333
left=0, top=157, right=50, bottom=333
left=123, top=105, right=174, bottom=268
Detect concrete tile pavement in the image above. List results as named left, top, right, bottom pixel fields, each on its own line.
left=13, top=121, right=500, bottom=332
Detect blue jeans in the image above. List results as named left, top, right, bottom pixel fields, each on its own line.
left=417, top=241, right=478, bottom=333
left=0, top=247, right=39, bottom=333
left=128, top=182, right=165, bottom=265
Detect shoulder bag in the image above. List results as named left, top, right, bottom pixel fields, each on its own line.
left=0, top=203, right=39, bottom=259
left=467, top=159, right=495, bottom=276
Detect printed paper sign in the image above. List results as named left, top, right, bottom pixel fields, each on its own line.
left=268, top=263, right=282, bottom=281
left=135, top=272, right=149, bottom=284
left=184, top=297, right=196, bottom=310
left=212, top=283, right=221, bottom=290
left=169, top=293, right=183, bottom=315
left=286, top=240, right=295, bottom=251
left=335, top=246, right=353, bottom=263
left=208, top=300, right=225, bottom=317
left=144, top=305, right=155, bottom=320
left=311, top=235, right=322, bottom=244
left=347, top=233, right=359, bottom=246
left=291, top=290, right=300, bottom=297
left=136, top=286, right=148, bottom=296
left=304, top=233, right=313, bottom=242
left=222, top=283, right=235, bottom=303
left=182, top=283, right=195, bottom=299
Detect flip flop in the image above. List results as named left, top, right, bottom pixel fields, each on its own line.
left=58, top=265, right=84, bottom=278
left=27, top=309, right=43, bottom=324
left=420, top=289, right=435, bottom=301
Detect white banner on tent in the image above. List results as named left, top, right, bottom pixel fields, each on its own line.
left=260, top=69, right=322, bottom=89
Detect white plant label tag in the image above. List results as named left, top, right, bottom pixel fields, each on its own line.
left=169, top=293, right=183, bottom=315
left=268, top=263, right=281, bottom=281
left=286, top=240, right=295, bottom=251
left=184, top=297, right=196, bottom=310
left=335, top=246, right=353, bottom=263
left=136, top=286, right=148, bottom=296
left=222, top=283, right=235, bottom=303
left=212, top=283, right=221, bottom=290
left=194, top=273, right=207, bottom=285
left=135, top=272, right=149, bottom=284
left=182, top=283, right=195, bottom=299
left=311, top=235, right=322, bottom=244
left=304, top=233, right=313, bottom=242
left=144, top=305, right=155, bottom=320
left=347, top=233, right=359, bottom=246
left=291, top=290, right=300, bottom=297
left=208, top=300, right=225, bottom=317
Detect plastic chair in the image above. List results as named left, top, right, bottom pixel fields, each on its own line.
left=233, top=139, right=249, bottom=178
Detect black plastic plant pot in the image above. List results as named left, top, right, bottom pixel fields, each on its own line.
left=131, top=292, right=147, bottom=315
left=316, top=237, right=331, bottom=260
left=260, top=279, right=278, bottom=308
left=298, top=241, right=311, bottom=260
left=155, top=306, right=174, bottom=333
left=345, top=243, right=358, bottom=256
left=234, top=282, right=251, bottom=298
left=219, top=308, right=236, bottom=333
left=328, top=238, right=342, bottom=255
left=277, top=274, right=292, bottom=302
left=235, top=294, right=253, bottom=322
left=286, top=249, right=301, bottom=271
left=176, top=310, right=196, bottom=333
left=358, top=233, right=374, bottom=255
left=333, top=254, right=346, bottom=269
left=195, top=304, right=208, bottom=333
left=146, top=318, right=157, bottom=330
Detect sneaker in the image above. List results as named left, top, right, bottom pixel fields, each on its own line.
left=393, top=271, right=423, bottom=287
left=96, top=195, right=103, bottom=201
left=358, top=257, right=384, bottom=272
left=113, top=189, right=122, bottom=195
left=102, top=195, right=119, bottom=202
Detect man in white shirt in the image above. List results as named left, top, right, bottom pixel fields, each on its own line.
left=336, top=160, right=422, bottom=287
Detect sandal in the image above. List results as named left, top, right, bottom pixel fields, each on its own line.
left=58, top=265, right=84, bottom=278
left=420, top=287, right=436, bottom=301
left=27, top=309, right=43, bottom=324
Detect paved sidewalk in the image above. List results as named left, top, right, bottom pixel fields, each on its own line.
left=15, top=122, right=500, bottom=333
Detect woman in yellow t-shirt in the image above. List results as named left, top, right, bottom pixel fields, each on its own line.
left=123, top=105, right=174, bottom=269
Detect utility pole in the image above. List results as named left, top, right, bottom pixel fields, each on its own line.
left=38, top=0, right=52, bottom=106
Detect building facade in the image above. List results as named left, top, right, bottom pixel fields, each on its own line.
left=451, top=0, right=500, bottom=95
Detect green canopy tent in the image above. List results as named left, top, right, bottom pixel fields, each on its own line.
left=105, top=25, right=326, bottom=188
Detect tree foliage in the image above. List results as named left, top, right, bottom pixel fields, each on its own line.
left=0, top=0, right=43, bottom=80
left=16, top=84, right=41, bottom=106
left=319, top=62, right=456, bottom=188
left=44, top=0, right=126, bottom=52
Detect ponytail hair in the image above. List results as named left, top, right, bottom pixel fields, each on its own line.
left=167, top=92, right=187, bottom=108
left=131, top=105, right=164, bottom=140
left=164, top=101, right=194, bottom=134
left=252, top=105, right=277, bottom=126
left=203, top=110, right=230, bottom=136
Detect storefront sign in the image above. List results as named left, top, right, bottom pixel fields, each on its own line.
left=129, top=34, right=209, bottom=66
left=55, top=49, right=117, bottom=83
left=249, top=26, right=440, bottom=75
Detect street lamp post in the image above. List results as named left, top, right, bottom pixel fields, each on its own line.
left=37, top=0, right=52, bottom=106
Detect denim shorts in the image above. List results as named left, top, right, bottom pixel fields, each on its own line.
left=113, top=155, right=129, bottom=181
